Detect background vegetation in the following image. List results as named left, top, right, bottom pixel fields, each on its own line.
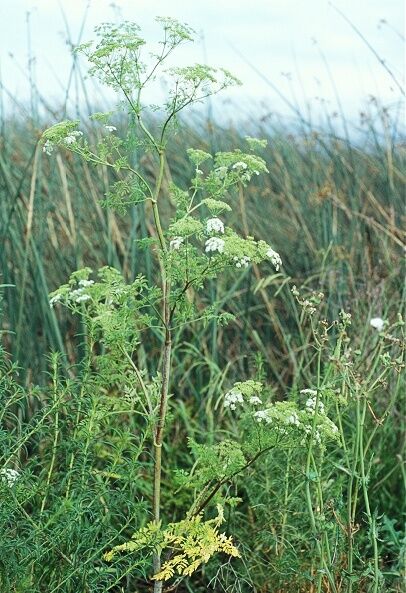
left=0, top=31, right=404, bottom=592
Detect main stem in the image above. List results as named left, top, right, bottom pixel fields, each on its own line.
left=152, top=325, right=171, bottom=592
left=150, top=150, right=171, bottom=593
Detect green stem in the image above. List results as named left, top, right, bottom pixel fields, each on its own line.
left=151, top=153, right=167, bottom=253
left=304, top=348, right=337, bottom=593
left=358, top=393, right=380, bottom=593
left=280, top=451, right=291, bottom=556
left=40, top=356, right=60, bottom=515
left=150, top=149, right=171, bottom=593
left=345, top=395, right=360, bottom=593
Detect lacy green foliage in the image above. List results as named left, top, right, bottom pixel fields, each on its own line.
left=245, top=136, right=268, bottom=151
left=1, top=284, right=404, bottom=592
left=40, top=71, right=274, bottom=306
left=188, top=439, right=247, bottom=487
left=41, top=119, right=81, bottom=143
left=165, top=65, right=241, bottom=117
left=164, top=223, right=280, bottom=329
left=104, top=505, right=240, bottom=581
left=231, top=379, right=263, bottom=397
left=74, top=19, right=193, bottom=96
left=49, top=267, right=161, bottom=388
left=102, top=177, right=151, bottom=212
left=103, top=520, right=161, bottom=561
left=72, top=18, right=239, bottom=133
left=49, top=266, right=159, bottom=342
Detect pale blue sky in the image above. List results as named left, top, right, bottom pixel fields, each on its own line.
left=1, top=0, right=404, bottom=125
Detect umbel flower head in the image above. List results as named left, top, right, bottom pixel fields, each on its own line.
left=205, top=237, right=225, bottom=253
left=41, top=121, right=83, bottom=155
left=206, top=217, right=224, bottom=234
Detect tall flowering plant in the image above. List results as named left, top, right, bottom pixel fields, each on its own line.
left=42, top=18, right=338, bottom=591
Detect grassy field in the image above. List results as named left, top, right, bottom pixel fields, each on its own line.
left=0, top=25, right=405, bottom=592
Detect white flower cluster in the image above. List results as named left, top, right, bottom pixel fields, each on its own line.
left=78, top=279, right=95, bottom=288
left=205, top=237, right=225, bottom=254
left=43, top=130, right=83, bottom=155
left=231, top=161, right=260, bottom=182
left=0, top=468, right=20, bottom=487
left=301, top=389, right=325, bottom=415
left=170, top=236, right=184, bottom=250
left=254, top=408, right=300, bottom=427
left=104, top=125, right=117, bottom=132
left=233, top=255, right=251, bottom=268
left=250, top=389, right=339, bottom=447
left=253, top=409, right=272, bottom=424
left=370, top=317, right=384, bottom=331
left=224, top=394, right=262, bottom=410
left=232, top=161, right=247, bottom=171
left=266, top=247, right=282, bottom=271
left=307, top=427, right=322, bottom=444
left=214, top=163, right=260, bottom=181
left=300, top=388, right=317, bottom=396
left=305, top=397, right=325, bottom=415
left=50, top=278, right=94, bottom=307
left=70, top=289, right=91, bottom=304
left=327, top=419, right=338, bottom=434
left=224, top=389, right=244, bottom=410
left=64, top=130, right=83, bottom=145
left=206, top=217, right=224, bottom=234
